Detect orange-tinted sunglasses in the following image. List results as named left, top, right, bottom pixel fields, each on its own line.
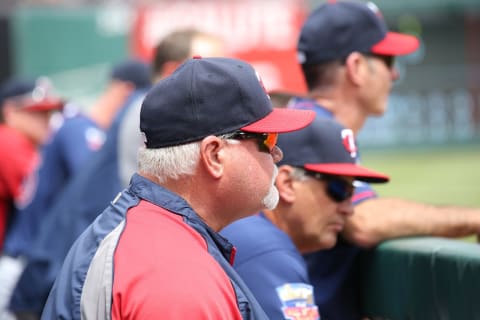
left=226, top=131, right=278, bottom=153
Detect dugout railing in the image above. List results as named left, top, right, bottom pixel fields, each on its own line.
left=360, top=237, right=480, bottom=320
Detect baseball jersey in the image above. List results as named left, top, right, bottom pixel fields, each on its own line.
left=42, top=173, right=268, bottom=320
left=289, top=96, right=378, bottom=320
left=221, top=214, right=320, bottom=320
left=0, top=125, right=38, bottom=250
left=9, top=91, right=146, bottom=315
left=3, top=113, right=105, bottom=257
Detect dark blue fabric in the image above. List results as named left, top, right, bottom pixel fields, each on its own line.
left=303, top=240, right=364, bottom=320
left=4, top=115, right=102, bottom=257
left=290, top=97, right=377, bottom=320
left=110, top=59, right=151, bottom=90
left=0, top=77, right=36, bottom=104
left=42, top=181, right=136, bottom=320
left=9, top=90, right=146, bottom=314
left=221, top=214, right=315, bottom=320
left=297, top=1, right=387, bottom=64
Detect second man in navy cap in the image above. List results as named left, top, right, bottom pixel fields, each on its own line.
left=221, top=117, right=389, bottom=320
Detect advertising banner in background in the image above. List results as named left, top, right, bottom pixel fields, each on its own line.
left=6, top=0, right=479, bottom=147
left=131, top=0, right=308, bottom=95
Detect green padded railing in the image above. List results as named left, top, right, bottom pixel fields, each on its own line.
left=360, top=237, right=480, bottom=320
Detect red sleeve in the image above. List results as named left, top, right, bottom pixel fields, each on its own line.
left=111, top=201, right=243, bottom=320
left=0, top=126, right=38, bottom=248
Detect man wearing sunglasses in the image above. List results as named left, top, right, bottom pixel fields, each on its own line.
left=41, top=57, right=315, bottom=319
left=221, top=117, right=389, bottom=320
left=287, top=1, right=480, bottom=319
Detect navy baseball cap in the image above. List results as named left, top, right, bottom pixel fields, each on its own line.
left=140, top=57, right=315, bottom=149
left=110, top=59, right=151, bottom=90
left=278, top=117, right=389, bottom=183
left=0, top=77, right=64, bottom=112
left=297, top=1, right=420, bottom=65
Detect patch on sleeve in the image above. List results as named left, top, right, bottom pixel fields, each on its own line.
left=276, top=283, right=320, bottom=320
left=85, top=127, right=106, bottom=151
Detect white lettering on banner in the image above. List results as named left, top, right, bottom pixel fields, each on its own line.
left=141, top=0, right=302, bottom=54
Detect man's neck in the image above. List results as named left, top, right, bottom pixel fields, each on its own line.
left=312, top=93, right=366, bottom=136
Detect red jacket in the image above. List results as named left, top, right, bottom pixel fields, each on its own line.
left=0, top=125, right=38, bottom=249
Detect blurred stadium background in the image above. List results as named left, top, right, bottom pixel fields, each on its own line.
left=0, top=0, right=478, bottom=208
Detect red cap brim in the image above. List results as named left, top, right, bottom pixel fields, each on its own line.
left=304, top=163, right=389, bottom=183
left=371, top=31, right=419, bottom=56
left=241, top=108, right=315, bottom=133
left=23, top=98, right=65, bottom=112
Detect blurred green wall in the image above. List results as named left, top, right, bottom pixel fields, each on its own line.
left=7, top=2, right=480, bottom=147
left=9, top=6, right=131, bottom=107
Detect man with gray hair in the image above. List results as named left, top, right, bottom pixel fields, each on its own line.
left=7, top=29, right=227, bottom=320
left=42, top=57, right=314, bottom=319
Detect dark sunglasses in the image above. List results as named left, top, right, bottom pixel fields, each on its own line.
left=305, top=171, right=355, bottom=203
left=364, top=53, right=395, bottom=69
left=224, top=131, right=278, bottom=153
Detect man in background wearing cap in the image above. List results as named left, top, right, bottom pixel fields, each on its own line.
left=0, top=77, right=63, bottom=320
left=41, top=57, right=314, bottom=319
left=221, top=117, right=389, bottom=320
left=3, top=59, right=150, bottom=258
left=0, top=77, right=63, bottom=250
left=291, top=1, right=480, bottom=319
left=0, top=59, right=150, bottom=320
left=6, top=30, right=226, bottom=320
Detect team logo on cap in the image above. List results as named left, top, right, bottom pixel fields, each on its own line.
left=366, top=2, right=383, bottom=19
left=341, top=128, right=357, bottom=158
left=255, top=71, right=270, bottom=100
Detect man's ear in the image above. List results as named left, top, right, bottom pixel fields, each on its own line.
left=199, top=136, right=225, bottom=179
left=344, top=52, right=367, bottom=87
left=276, top=165, right=297, bottom=204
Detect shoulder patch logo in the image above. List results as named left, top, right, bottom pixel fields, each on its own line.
left=276, top=283, right=320, bottom=320
left=85, top=127, right=106, bottom=151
